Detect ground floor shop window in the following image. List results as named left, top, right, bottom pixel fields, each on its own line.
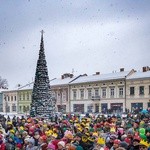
left=57, top=105, right=66, bottom=112
left=12, top=104, right=16, bottom=111
left=101, top=103, right=108, bottom=113
left=110, top=103, right=123, bottom=113
left=95, top=104, right=99, bottom=113
left=131, top=103, right=143, bottom=113
left=73, top=104, right=84, bottom=113
left=87, top=105, right=93, bottom=113
left=148, top=102, right=150, bottom=108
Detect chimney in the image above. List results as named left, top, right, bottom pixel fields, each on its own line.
left=120, top=68, right=124, bottom=72
left=70, top=74, right=73, bottom=78
left=143, top=67, right=147, bottom=72
left=61, top=75, right=64, bottom=79
left=96, top=72, right=100, bottom=75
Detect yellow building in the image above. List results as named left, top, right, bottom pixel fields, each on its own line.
left=17, top=83, right=33, bottom=114
left=126, top=67, right=150, bottom=112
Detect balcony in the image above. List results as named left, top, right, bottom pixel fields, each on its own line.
left=91, top=95, right=101, bottom=101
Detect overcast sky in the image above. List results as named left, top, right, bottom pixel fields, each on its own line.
left=0, top=0, right=150, bottom=89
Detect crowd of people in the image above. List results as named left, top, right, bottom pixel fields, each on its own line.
left=0, top=112, right=150, bottom=150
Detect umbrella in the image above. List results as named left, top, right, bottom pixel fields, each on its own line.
left=141, top=109, right=148, bottom=114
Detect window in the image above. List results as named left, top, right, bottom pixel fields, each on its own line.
left=7, top=106, right=10, bottom=112
left=8, top=96, right=10, bottom=101
left=102, top=88, right=106, bottom=98
left=23, top=94, right=25, bottom=100
left=27, top=106, right=29, bottom=111
left=95, top=88, right=99, bottom=96
left=110, top=88, right=114, bottom=97
left=88, top=89, right=92, bottom=99
left=73, top=90, right=77, bottom=99
left=63, top=92, right=66, bottom=102
left=87, top=105, right=93, bottom=113
left=14, top=96, right=16, bottom=101
left=19, top=106, right=22, bottom=112
left=4, top=96, right=6, bottom=101
left=23, top=106, right=26, bottom=112
left=130, top=87, right=135, bottom=95
left=11, top=96, right=13, bottom=101
left=149, top=86, right=150, bottom=94
left=27, top=93, right=29, bottom=100
left=80, top=89, right=84, bottom=99
left=139, top=86, right=144, bottom=95
left=119, top=87, right=123, bottom=96
left=12, top=104, right=16, bottom=111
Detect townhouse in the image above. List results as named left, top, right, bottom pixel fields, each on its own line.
left=69, top=68, right=135, bottom=113
left=126, top=67, right=150, bottom=112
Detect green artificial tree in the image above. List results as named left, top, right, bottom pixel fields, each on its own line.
left=30, top=30, right=55, bottom=117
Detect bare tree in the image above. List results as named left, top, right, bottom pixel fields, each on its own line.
left=0, top=76, right=8, bottom=89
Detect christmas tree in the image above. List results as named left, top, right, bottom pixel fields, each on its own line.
left=30, top=30, right=55, bottom=117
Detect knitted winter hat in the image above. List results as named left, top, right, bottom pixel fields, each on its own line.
left=120, top=141, right=128, bottom=149
left=28, top=138, right=35, bottom=145
left=114, top=139, right=121, bottom=145
left=48, top=143, right=56, bottom=150
left=76, top=132, right=83, bottom=138
left=58, top=141, right=65, bottom=147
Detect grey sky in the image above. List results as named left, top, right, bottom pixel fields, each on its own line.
left=0, top=0, right=150, bottom=88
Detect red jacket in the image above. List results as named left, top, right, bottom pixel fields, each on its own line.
left=0, top=143, right=6, bottom=150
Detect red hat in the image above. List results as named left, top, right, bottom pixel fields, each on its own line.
left=40, top=135, right=47, bottom=142
left=114, top=139, right=121, bottom=145
left=16, top=143, right=22, bottom=149
left=133, top=135, right=141, bottom=142
left=124, top=137, right=131, bottom=145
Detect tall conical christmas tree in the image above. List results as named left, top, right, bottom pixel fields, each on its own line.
left=30, top=30, right=55, bottom=117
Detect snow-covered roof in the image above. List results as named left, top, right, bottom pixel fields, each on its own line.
left=17, top=76, right=78, bottom=90
left=0, top=88, right=9, bottom=93
left=70, top=71, right=130, bottom=84
left=127, top=71, right=150, bottom=80
left=50, top=76, right=78, bottom=86
left=18, top=82, right=33, bottom=91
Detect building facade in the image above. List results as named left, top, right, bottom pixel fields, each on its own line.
left=2, top=90, right=17, bottom=113
left=0, top=91, right=3, bottom=112
left=18, top=86, right=32, bottom=114
left=69, top=69, right=135, bottom=113
left=1, top=67, right=150, bottom=114
left=50, top=73, right=80, bottom=113
left=126, top=67, right=150, bottom=112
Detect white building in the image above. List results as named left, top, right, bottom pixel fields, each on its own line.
left=50, top=73, right=80, bottom=112
left=2, top=90, right=18, bottom=113
left=69, top=69, right=135, bottom=113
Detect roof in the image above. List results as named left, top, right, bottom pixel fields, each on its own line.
left=70, top=71, right=130, bottom=84
left=17, top=76, right=78, bottom=90
left=127, top=71, right=150, bottom=80
left=50, top=76, right=78, bottom=86
left=0, top=88, right=9, bottom=93
left=18, top=82, right=33, bottom=91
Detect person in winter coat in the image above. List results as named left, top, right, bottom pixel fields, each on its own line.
left=5, top=135, right=15, bottom=150
left=26, top=138, right=37, bottom=150
left=47, top=143, right=56, bottom=150
left=37, top=135, right=48, bottom=150
left=110, top=139, right=121, bottom=150
left=57, top=141, right=66, bottom=150
left=0, top=134, right=6, bottom=150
